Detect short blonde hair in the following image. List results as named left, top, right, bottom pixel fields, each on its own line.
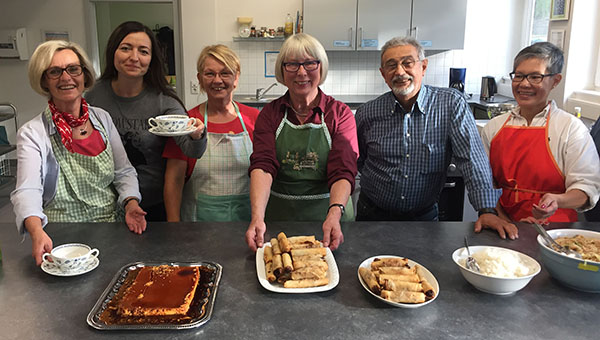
left=28, top=40, right=95, bottom=98
left=275, top=33, right=328, bottom=85
left=196, top=44, right=241, bottom=93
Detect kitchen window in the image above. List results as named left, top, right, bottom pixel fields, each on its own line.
left=528, top=0, right=551, bottom=44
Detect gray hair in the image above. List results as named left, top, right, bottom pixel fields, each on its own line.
left=513, top=42, right=564, bottom=74
left=380, top=37, right=425, bottom=66
left=275, top=33, right=329, bottom=85
left=28, top=40, right=95, bottom=98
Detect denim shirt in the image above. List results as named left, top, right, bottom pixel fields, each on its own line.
left=356, top=85, right=500, bottom=213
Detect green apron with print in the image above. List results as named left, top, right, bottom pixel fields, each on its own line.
left=43, top=108, right=119, bottom=222
left=181, top=102, right=252, bottom=221
left=265, top=109, right=354, bottom=221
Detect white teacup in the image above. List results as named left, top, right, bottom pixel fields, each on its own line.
left=148, top=115, right=195, bottom=132
left=42, top=243, right=99, bottom=272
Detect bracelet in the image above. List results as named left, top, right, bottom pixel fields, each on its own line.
left=478, top=208, right=498, bottom=217
left=327, top=203, right=345, bottom=217
left=123, top=197, right=139, bottom=209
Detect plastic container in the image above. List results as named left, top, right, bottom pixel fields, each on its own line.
left=284, top=13, right=293, bottom=37
left=574, top=106, right=582, bottom=119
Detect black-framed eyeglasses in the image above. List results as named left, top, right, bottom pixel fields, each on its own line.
left=44, top=65, right=83, bottom=79
left=283, top=60, right=320, bottom=72
left=509, top=72, right=556, bottom=84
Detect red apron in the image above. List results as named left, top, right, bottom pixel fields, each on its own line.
left=489, top=110, right=577, bottom=222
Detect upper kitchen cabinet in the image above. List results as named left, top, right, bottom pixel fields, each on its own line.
left=303, top=0, right=466, bottom=51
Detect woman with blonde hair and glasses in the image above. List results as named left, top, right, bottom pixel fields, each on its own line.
left=481, top=42, right=600, bottom=223
left=245, top=33, right=358, bottom=252
left=163, top=44, right=259, bottom=221
left=12, top=40, right=145, bottom=265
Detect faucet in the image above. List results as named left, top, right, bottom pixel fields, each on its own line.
left=256, top=82, right=278, bottom=100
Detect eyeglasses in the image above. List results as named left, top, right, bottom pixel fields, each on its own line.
left=283, top=60, right=320, bottom=72
left=44, top=65, right=83, bottom=79
left=383, top=58, right=420, bottom=72
left=509, top=72, right=556, bottom=84
left=202, top=71, right=234, bottom=80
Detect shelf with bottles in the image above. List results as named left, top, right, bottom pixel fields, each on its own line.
left=233, top=36, right=285, bottom=42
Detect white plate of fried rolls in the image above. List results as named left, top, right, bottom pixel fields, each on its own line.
left=256, top=233, right=339, bottom=293
left=357, top=255, right=439, bottom=308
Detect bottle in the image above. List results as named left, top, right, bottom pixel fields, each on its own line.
left=284, top=13, right=293, bottom=37
left=574, top=106, right=582, bottom=119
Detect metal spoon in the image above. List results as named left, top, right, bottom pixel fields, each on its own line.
left=532, top=222, right=582, bottom=259
left=464, top=236, right=481, bottom=272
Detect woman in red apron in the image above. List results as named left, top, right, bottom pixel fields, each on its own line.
left=245, top=34, right=359, bottom=251
left=483, top=42, right=600, bottom=223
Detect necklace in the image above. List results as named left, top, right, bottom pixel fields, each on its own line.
left=290, top=105, right=311, bottom=118
left=77, top=120, right=88, bottom=135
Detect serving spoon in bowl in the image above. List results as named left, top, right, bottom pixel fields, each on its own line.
left=532, top=222, right=582, bottom=259
left=464, top=236, right=481, bottom=272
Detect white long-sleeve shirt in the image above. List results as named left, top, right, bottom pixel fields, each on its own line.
left=481, top=101, right=600, bottom=212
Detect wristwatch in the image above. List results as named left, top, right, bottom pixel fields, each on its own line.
left=478, top=208, right=498, bottom=217
left=327, top=203, right=345, bottom=217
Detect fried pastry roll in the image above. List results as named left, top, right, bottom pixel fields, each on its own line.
left=287, top=236, right=316, bottom=244
left=283, top=277, right=329, bottom=288
left=272, top=254, right=283, bottom=277
left=289, top=241, right=321, bottom=249
left=291, top=254, right=324, bottom=262
left=378, top=266, right=416, bottom=275
left=292, top=260, right=328, bottom=271
left=270, top=238, right=281, bottom=255
left=263, top=245, right=273, bottom=264
left=291, top=266, right=327, bottom=280
left=277, top=232, right=292, bottom=253
left=359, top=267, right=381, bottom=295
left=381, top=290, right=426, bottom=304
left=370, top=258, right=409, bottom=270
left=277, top=272, right=291, bottom=284
left=382, top=279, right=422, bottom=292
left=420, top=279, right=435, bottom=299
left=282, top=253, right=294, bottom=273
left=265, top=262, right=276, bottom=282
left=378, top=273, right=420, bottom=284
left=291, top=248, right=327, bottom=257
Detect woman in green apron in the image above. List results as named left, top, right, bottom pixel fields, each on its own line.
left=12, top=41, right=145, bottom=266
left=245, top=34, right=359, bottom=252
left=164, top=45, right=259, bottom=222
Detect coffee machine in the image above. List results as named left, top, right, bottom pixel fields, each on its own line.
left=449, top=68, right=466, bottom=93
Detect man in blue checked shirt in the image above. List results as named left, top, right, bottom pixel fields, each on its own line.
left=355, top=37, right=518, bottom=240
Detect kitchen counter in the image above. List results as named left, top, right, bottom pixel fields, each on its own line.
left=233, top=94, right=380, bottom=109
left=1, top=221, right=599, bottom=339
left=467, top=93, right=517, bottom=120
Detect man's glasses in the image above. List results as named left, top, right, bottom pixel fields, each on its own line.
left=383, top=58, right=420, bottom=72
left=45, top=65, right=83, bottom=79
left=509, top=72, right=556, bottom=84
left=283, top=60, right=320, bottom=72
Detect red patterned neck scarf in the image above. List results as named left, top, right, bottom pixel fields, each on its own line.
left=48, top=98, right=90, bottom=153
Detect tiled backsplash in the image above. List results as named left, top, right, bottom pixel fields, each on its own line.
left=229, top=40, right=499, bottom=97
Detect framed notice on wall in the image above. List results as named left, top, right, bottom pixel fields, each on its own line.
left=550, top=0, right=570, bottom=21
left=44, top=31, right=70, bottom=41
left=549, top=29, right=565, bottom=50
left=264, top=51, right=278, bottom=78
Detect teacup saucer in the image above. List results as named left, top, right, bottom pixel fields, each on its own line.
left=149, top=126, right=195, bottom=136
left=41, top=257, right=99, bottom=277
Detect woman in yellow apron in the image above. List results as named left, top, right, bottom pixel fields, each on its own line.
left=245, top=34, right=359, bottom=251
left=164, top=45, right=259, bottom=221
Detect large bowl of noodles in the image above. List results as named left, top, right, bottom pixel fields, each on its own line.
left=537, top=228, right=600, bottom=293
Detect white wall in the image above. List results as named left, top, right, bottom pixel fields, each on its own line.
left=0, top=0, right=89, bottom=156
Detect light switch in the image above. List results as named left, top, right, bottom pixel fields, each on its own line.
left=190, top=81, right=199, bottom=94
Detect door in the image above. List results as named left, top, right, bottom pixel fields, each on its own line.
left=411, top=0, right=467, bottom=50
left=303, top=0, right=358, bottom=51
left=357, top=0, right=411, bottom=50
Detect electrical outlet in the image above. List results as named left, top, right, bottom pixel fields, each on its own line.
left=190, top=81, right=199, bottom=94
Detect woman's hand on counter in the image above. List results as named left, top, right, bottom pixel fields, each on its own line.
left=24, top=216, right=53, bottom=266
left=322, top=216, right=344, bottom=251
left=246, top=219, right=266, bottom=252
left=474, top=213, right=518, bottom=240
left=124, top=199, right=147, bottom=234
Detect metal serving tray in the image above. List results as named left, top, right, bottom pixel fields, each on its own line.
left=87, top=261, right=222, bottom=330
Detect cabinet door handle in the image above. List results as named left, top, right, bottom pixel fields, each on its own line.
left=413, top=26, right=418, bottom=39
left=359, top=27, right=363, bottom=48
left=406, top=28, right=412, bottom=37
left=349, top=27, right=353, bottom=48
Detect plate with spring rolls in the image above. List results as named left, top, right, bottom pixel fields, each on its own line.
left=357, top=255, right=439, bottom=308
left=256, top=233, right=339, bottom=293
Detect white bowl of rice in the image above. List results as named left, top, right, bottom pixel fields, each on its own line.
left=452, top=246, right=541, bottom=295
